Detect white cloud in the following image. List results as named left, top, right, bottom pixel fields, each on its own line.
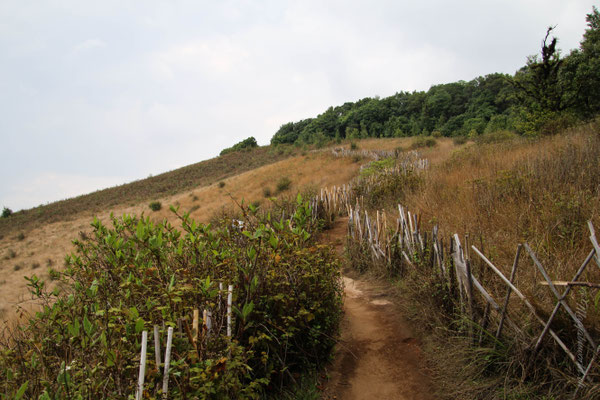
left=1, top=0, right=598, bottom=211
left=4, top=172, right=131, bottom=210
left=73, top=39, right=107, bottom=53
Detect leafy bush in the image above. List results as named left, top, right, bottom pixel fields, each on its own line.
left=0, top=200, right=342, bottom=398
left=149, top=201, right=162, bottom=211
left=359, top=158, right=395, bottom=177
left=452, top=136, right=468, bottom=145
left=410, top=136, right=437, bottom=149
left=350, top=142, right=358, bottom=150
left=220, top=137, right=259, bottom=156
left=1, top=207, right=12, bottom=218
left=218, top=181, right=226, bottom=188
left=475, top=130, right=519, bottom=144
left=276, top=177, right=292, bottom=193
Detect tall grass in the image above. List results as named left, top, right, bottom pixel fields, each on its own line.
left=348, top=121, right=600, bottom=398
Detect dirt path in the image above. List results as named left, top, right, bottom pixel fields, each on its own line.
left=320, top=217, right=434, bottom=400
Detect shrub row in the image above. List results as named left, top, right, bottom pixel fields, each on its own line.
left=0, top=199, right=342, bottom=399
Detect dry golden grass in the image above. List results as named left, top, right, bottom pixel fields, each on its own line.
left=403, top=124, right=600, bottom=316
left=0, top=151, right=363, bottom=322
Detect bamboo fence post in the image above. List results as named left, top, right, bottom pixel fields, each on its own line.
left=496, top=244, right=522, bottom=340
left=227, top=284, right=233, bottom=338
left=533, top=248, right=596, bottom=351
left=192, top=309, right=199, bottom=347
left=478, top=302, right=491, bottom=346
left=465, top=257, right=475, bottom=340
left=525, top=244, right=597, bottom=351
left=135, top=330, right=148, bottom=400
left=471, top=245, right=586, bottom=375
left=154, top=325, right=162, bottom=373
left=162, top=326, right=174, bottom=399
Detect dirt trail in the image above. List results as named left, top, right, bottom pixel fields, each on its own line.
left=320, top=217, right=434, bottom=400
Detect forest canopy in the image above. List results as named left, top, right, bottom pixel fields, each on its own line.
left=271, top=7, right=600, bottom=144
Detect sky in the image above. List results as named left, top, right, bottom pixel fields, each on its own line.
left=0, top=0, right=597, bottom=211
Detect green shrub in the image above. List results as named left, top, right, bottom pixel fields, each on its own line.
left=410, top=136, right=437, bottom=149
left=149, top=201, right=162, bottom=211
left=220, top=137, right=259, bottom=156
left=276, top=177, right=292, bottom=193
left=359, top=158, right=395, bottom=177
left=350, top=142, right=358, bottom=150
left=476, top=130, right=519, bottom=144
left=1, top=207, right=12, bottom=218
left=0, top=201, right=342, bottom=398
left=452, top=136, right=468, bottom=145
left=263, top=186, right=272, bottom=198
left=218, top=181, right=226, bottom=188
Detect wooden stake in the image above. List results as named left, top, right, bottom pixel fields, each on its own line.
left=496, top=244, right=522, bottom=340
left=471, top=245, right=585, bottom=375
left=227, top=285, right=233, bottom=338
left=162, top=327, right=174, bottom=399
left=136, top=330, right=148, bottom=400
left=154, top=325, right=162, bottom=373
left=192, top=309, right=199, bottom=346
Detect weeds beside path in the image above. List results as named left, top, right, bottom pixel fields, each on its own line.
left=319, top=217, right=435, bottom=400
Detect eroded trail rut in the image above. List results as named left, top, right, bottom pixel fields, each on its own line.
left=320, top=218, right=434, bottom=400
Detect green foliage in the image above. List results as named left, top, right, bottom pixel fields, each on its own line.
left=350, top=142, right=358, bottom=150
left=276, top=177, right=292, bottom=193
left=0, top=202, right=342, bottom=398
left=218, top=181, right=226, bottom=188
left=410, top=136, right=437, bottom=149
left=262, top=186, right=272, bottom=198
left=475, top=130, right=519, bottom=144
left=2, top=207, right=12, bottom=218
left=452, top=136, right=468, bottom=145
left=359, top=158, right=395, bottom=177
left=270, top=7, right=600, bottom=143
left=149, top=201, right=162, bottom=211
left=270, top=73, right=518, bottom=144
left=220, top=137, right=259, bottom=156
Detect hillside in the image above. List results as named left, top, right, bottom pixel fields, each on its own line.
left=0, top=147, right=291, bottom=238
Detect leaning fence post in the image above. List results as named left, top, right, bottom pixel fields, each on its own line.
left=496, top=244, right=522, bottom=340
left=192, top=309, right=199, bottom=347
left=162, top=326, right=174, bottom=399
left=154, top=325, right=162, bottom=373
left=136, top=330, right=148, bottom=400
left=227, top=284, right=233, bottom=338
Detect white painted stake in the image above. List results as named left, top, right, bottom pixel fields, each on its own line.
left=136, top=330, right=148, bottom=400
left=192, top=309, right=200, bottom=346
left=203, top=309, right=212, bottom=337
left=162, top=326, right=174, bottom=399
left=227, top=284, right=233, bottom=337
left=154, top=325, right=161, bottom=373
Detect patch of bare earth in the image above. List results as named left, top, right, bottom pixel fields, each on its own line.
left=320, top=218, right=434, bottom=400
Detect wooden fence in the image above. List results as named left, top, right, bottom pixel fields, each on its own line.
left=311, top=169, right=600, bottom=396
left=134, top=284, right=234, bottom=399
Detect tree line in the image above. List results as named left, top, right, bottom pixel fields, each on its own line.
left=271, top=7, right=600, bottom=145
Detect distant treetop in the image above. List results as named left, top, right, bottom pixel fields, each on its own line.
left=270, top=6, right=600, bottom=142
left=220, top=136, right=258, bottom=156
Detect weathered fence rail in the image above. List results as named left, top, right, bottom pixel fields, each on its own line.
left=310, top=159, right=600, bottom=396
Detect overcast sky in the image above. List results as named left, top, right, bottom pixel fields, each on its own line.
left=0, top=1, right=596, bottom=211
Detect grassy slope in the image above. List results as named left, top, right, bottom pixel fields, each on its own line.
left=0, top=147, right=289, bottom=238
left=0, top=143, right=374, bottom=320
